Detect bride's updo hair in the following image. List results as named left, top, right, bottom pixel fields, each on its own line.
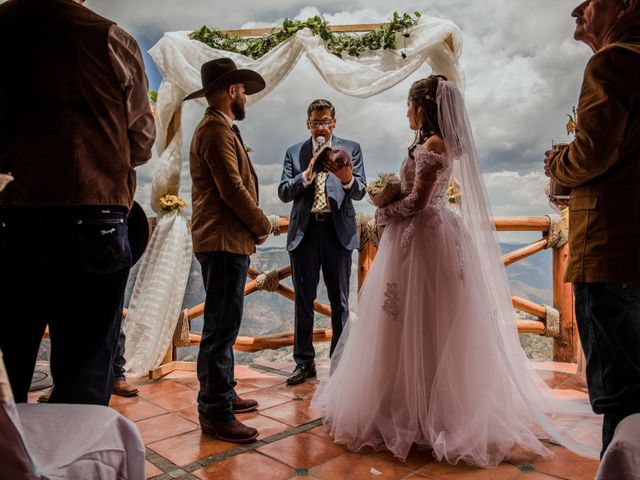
left=408, top=74, right=447, bottom=154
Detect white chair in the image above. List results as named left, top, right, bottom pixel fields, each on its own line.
left=0, top=350, right=146, bottom=479
left=596, top=413, right=640, bottom=480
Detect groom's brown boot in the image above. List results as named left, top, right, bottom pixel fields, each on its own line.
left=200, top=416, right=259, bottom=444
left=232, top=396, right=259, bottom=413
left=286, top=362, right=316, bottom=385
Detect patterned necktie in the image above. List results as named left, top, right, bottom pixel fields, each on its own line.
left=312, top=171, right=328, bottom=211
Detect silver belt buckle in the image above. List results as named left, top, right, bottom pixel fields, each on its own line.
left=314, top=212, right=327, bottom=221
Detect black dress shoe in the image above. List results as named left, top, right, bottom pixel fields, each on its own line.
left=286, top=363, right=316, bottom=385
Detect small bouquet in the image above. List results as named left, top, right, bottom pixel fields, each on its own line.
left=158, top=194, right=187, bottom=213
left=448, top=177, right=461, bottom=204
left=367, top=172, right=402, bottom=208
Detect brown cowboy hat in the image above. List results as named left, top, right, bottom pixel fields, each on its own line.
left=183, top=58, right=266, bottom=101
left=127, top=201, right=150, bottom=265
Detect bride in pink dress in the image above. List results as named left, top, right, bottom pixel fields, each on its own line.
left=312, top=75, right=600, bottom=467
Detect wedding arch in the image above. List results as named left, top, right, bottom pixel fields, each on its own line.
left=123, top=13, right=571, bottom=378
left=122, top=13, right=464, bottom=376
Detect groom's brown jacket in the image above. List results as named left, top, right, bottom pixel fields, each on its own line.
left=189, top=109, right=271, bottom=255
left=548, top=28, right=640, bottom=283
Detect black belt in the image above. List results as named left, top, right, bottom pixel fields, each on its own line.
left=311, top=212, right=331, bottom=222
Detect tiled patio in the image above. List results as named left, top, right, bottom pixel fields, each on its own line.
left=29, top=360, right=600, bottom=480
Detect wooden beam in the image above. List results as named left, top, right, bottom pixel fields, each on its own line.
left=190, top=329, right=332, bottom=352
left=276, top=216, right=290, bottom=235
left=512, top=295, right=546, bottom=319
left=148, top=361, right=176, bottom=380
left=186, top=283, right=331, bottom=322
left=222, top=24, right=456, bottom=54
left=358, top=242, right=377, bottom=293
left=493, top=216, right=551, bottom=232
left=517, top=318, right=546, bottom=335
left=179, top=320, right=548, bottom=353
left=502, top=238, right=548, bottom=267
left=247, top=265, right=292, bottom=281
left=173, top=361, right=197, bottom=372
left=165, top=107, right=182, bottom=149
left=273, top=284, right=331, bottom=317
left=222, top=23, right=387, bottom=37
left=235, top=329, right=333, bottom=352
left=553, top=243, right=578, bottom=362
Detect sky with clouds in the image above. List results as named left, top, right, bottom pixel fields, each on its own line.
left=86, top=0, right=592, bottom=244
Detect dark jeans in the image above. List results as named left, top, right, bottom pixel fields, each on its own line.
left=113, top=308, right=127, bottom=381
left=196, top=251, right=249, bottom=426
left=574, top=282, right=640, bottom=456
left=289, top=216, right=352, bottom=367
left=0, top=207, right=130, bottom=405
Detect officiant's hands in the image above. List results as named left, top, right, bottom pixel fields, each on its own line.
left=303, top=157, right=316, bottom=183
left=325, top=160, right=352, bottom=184
left=325, top=149, right=353, bottom=185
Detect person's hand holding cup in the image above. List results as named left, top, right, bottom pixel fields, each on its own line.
left=546, top=138, right=572, bottom=209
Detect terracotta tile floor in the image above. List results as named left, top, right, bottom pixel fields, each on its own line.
left=28, top=360, right=601, bottom=479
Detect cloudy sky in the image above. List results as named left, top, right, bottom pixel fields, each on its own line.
left=87, top=0, right=591, bottom=244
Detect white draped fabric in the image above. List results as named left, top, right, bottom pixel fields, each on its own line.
left=123, top=15, right=463, bottom=375
left=149, top=16, right=464, bottom=152
left=123, top=133, right=193, bottom=377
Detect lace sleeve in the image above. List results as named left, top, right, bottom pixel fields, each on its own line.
left=376, top=149, right=446, bottom=226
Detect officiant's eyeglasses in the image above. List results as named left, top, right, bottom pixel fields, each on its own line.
left=309, top=120, right=333, bottom=127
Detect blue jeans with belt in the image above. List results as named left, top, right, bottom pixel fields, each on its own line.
left=573, top=282, right=640, bottom=456
left=0, top=207, right=131, bottom=405
left=196, top=251, right=249, bottom=426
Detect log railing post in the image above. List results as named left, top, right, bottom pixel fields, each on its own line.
left=358, top=241, right=377, bottom=292
left=356, top=214, right=379, bottom=292
left=552, top=242, right=578, bottom=362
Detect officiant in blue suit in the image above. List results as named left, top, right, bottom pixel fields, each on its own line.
left=278, top=99, right=366, bottom=385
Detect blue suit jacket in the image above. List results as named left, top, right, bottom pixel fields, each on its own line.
left=278, top=136, right=366, bottom=252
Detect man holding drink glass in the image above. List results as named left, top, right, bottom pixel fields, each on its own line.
left=544, top=0, right=640, bottom=457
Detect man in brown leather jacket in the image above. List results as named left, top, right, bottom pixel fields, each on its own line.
left=545, top=0, right=640, bottom=456
left=186, top=58, right=272, bottom=444
left=0, top=0, right=154, bottom=406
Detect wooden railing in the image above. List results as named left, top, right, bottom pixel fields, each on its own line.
left=154, top=211, right=576, bottom=378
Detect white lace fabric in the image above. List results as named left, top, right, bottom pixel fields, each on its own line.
left=376, top=148, right=449, bottom=224
left=376, top=148, right=449, bottom=249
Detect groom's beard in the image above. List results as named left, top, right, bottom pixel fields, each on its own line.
left=231, top=97, right=246, bottom=121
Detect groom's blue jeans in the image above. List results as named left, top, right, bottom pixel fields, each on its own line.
left=196, top=251, right=249, bottom=426
left=573, top=282, right=640, bottom=456
left=0, top=206, right=130, bottom=405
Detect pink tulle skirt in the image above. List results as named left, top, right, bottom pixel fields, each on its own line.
left=313, top=206, right=599, bottom=466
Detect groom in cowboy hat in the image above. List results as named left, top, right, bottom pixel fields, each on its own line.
left=186, top=58, right=272, bottom=444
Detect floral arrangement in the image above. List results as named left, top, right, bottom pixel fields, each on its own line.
left=448, top=177, right=461, bottom=204
left=159, top=194, right=187, bottom=213
left=191, top=12, right=421, bottom=60
left=367, top=172, right=402, bottom=208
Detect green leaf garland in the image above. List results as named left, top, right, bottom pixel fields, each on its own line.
left=190, top=11, right=421, bottom=60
